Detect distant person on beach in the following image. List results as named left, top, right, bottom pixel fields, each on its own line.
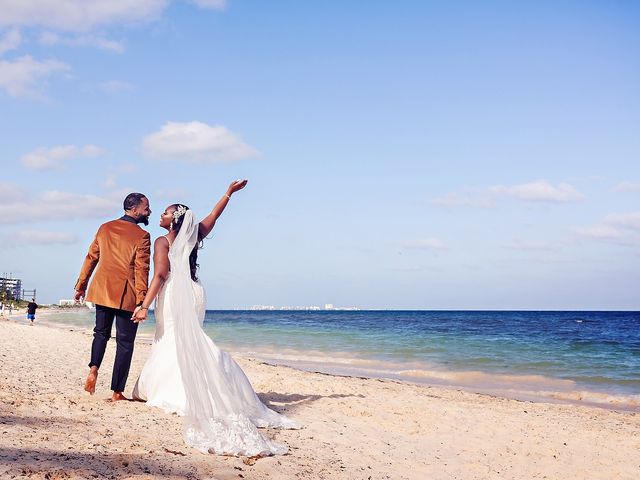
left=131, top=180, right=298, bottom=456
left=74, top=193, right=151, bottom=402
left=27, top=299, right=37, bottom=325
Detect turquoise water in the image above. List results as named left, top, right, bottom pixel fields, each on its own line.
left=41, top=309, right=640, bottom=409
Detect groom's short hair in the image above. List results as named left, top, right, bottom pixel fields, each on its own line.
left=123, top=193, right=147, bottom=211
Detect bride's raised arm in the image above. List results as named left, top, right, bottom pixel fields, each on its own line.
left=131, top=180, right=247, bottom=324
left=198, top=179, right=248, bottom=239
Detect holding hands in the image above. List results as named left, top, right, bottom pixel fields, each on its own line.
left=132, top=306, right=148, bottom=323
left=74, top=290, right=85, bottom=303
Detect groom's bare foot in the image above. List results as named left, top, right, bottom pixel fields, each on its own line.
left=108, top=391, right=129, bottom=402
left=84, top=367, right=98, bottom=395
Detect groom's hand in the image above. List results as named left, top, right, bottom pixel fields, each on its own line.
left=132, top=306, right=147, bottom=323
left=74, top=290, right=85, bottom=303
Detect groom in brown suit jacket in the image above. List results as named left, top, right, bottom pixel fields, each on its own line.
left=75, top=193, right=152, bottom=401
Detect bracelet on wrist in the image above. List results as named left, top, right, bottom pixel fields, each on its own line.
left=224, top=194, right=231, bottom=200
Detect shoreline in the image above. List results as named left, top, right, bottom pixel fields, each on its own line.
left=5, top=310, right=639, bottom=413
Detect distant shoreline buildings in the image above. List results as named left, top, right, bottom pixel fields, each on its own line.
left=0, top=275, right=36, bottom=302
left=250, top=303, right=359, bottom=311
left=56, top=299, right=358, bottom=311
left=59, top=299, right=95, bottom=309
left=0, top=276, right=22, bottom=300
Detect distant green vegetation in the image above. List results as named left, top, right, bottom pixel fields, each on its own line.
left=0, top=289, right=22, bottom=308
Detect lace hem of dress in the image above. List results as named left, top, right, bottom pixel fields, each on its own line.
left=185, top=413, right=288, bottom=456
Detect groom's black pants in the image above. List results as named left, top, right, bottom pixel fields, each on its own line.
left=89, top=304, right=139, bottom=392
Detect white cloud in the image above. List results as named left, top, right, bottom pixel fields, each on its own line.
left=81, top=145, right=105, bottom=156
left=401, top=238, right=447, bottom=250
left=0, top=2, right=224, bottom=101
left=0, top=54, right=69, bottom=97
left=39, top=31, right=124, bottom=53
left=490, top=180, right=584, bottom=203
left=389, top=265, right=441, bottom=273
left=100, top=164, right=140, bottom=190
left=613, top=181, right=640, bottom=193
left=84, top=35, right=124, bottom=52
left=604, top=212, right=640, bottom=230
left=430, top=191, right=495, bottom=209
left=142, top=121, right=259, bottom=163
left=574, top=211, right=640, bottom=247
left=0, top=27, right=21, bottom=55
left=21, top=144, right=105, bottom=170
left=117, top=163, right=138, bottom=173
left=0, top=230, right=77, bottom=248
left=0, top=181, right=27, bottom=202
left=155, top=188, right=187, bottom=200
left=103, top=174, right=117, bottom=189
left=98, top=80, right=134, bottom=92
left=190, top=0, right=227, bottom=9
left=574, top=225, right=626, bottom=240
left=0, top=0, right=168, bottom=32
left=2, top=185, right=121, bottom=224
left=504, top=239, right=557, bottom=251
left=432, top=180, right=584, bottom=208
left=0, top=2, right=160, bottom=97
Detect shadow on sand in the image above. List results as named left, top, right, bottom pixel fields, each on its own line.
left=0, top=415, right=80, bottom=428
left=0, top=446, right=225, bottom=479
left=257, top=391, right=364, bottom=415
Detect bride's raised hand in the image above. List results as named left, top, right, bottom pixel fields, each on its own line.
left=199, top=179, right=248, bottom=239
left=228, top=179, right=248, bottom=195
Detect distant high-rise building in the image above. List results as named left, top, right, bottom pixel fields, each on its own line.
left=0, top=276, right=23, bottom=301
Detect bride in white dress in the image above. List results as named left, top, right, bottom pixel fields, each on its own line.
left=131, top=180, right=298, bottom=456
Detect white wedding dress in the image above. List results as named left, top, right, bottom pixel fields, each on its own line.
left=132, top=211, right=298, bottom=456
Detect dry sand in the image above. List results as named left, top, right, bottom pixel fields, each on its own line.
left=0, top=317, right=638, bottom=479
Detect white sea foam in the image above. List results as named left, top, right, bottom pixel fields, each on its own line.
left=223, top=345, right=640, bottom=412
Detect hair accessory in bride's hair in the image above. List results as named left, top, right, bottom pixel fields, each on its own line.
left=172, top=204, right=188, bottom=222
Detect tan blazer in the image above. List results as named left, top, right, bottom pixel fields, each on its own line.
left=75, top=218, right=151, bottom=312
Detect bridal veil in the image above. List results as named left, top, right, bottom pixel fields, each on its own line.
left=168, top=210, right=297, bottom=456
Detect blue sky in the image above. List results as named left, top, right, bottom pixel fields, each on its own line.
left=1, top=1, right=638, bottom=309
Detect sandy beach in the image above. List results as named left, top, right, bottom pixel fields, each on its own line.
left=1, top=317, right=638, bottom=480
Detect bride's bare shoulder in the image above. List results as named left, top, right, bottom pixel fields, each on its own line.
left=153, top=236, right=171, bottom=249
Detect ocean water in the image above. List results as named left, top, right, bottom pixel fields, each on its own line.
left=42, top=309, right=640, bottom=410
